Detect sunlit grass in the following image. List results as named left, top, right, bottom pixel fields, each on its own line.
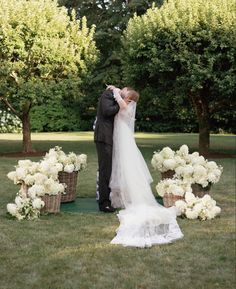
left=0, top=132, right=235, bottom=289
left=0, top=132, right=235, bottom=153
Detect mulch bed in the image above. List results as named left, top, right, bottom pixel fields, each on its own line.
left=203, top=152, right=236, bottom=159
left=0, top=151, right=47, bottom=157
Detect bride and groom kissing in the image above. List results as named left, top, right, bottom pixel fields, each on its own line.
left=94, top=85, right=183, bottom=247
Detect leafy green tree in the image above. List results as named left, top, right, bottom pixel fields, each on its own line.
left=0, top=0, right=98, bottom=152
left=58, top=0, right=164, bottom=122
left=122, top=0, right=236, bottom=154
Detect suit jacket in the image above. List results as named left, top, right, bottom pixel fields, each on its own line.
left=94, top=89, right=120, bottom=145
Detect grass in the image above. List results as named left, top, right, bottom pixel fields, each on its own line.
left=0, top=132, right=235, bottom=289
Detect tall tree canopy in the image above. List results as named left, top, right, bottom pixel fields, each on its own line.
left=57, top=0, right=164, bottom=130
left=122, top=0, right=236, bottom=154
left=0, top=0, right=98, bottom=152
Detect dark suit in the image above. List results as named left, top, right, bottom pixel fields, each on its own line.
left=94, top=89, right=119, bottom=210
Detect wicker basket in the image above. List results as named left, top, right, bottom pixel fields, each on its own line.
left=191, top=183, right=211, bottom=198
left=163, top=193, right=184, bottom=208
left=41, top=194, right=61, bottom=213
left=161, top=170, right=175, bottom=180
left=58, top=171, right=78, bottom=203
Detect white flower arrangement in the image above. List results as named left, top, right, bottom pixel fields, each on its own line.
left=7, top=159, right=64, bottom=195
left=6, top=147, right=87, bottom=220
left=175, top=192, right=221, bottom=220
left=7, top=159, right=65, bottom=220
left=156, top=178, right=192, bottom=197
left=151, top=147, right=177, bottom=172
left=7, top=187, right=45, bottom=220
left=44, top=146, right=87, bottom=173
left=152, top=145, right=223, bottom=187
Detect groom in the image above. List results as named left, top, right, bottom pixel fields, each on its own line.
left=94, top=86, right=120, bottom=212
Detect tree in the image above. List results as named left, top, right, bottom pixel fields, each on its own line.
left=122, top=0, right=236, bottom=154
left=57, top=1, right=164, bottom=131
left=0, top=0, right=98, bottom=152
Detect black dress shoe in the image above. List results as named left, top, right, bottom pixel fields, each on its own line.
left=100, top=205, right=116, bottom=213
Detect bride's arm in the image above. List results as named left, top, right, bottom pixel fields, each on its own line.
left=113, top=88, right=127, bottom=110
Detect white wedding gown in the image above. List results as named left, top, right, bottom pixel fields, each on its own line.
left=109, top=101, right=183, bottom=247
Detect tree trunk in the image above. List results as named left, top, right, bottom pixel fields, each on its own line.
left=21, top=111, right=33, bottom=153
left=198, top=115, right=210, bottom=156
left=190, top=91, right=210, bottom=156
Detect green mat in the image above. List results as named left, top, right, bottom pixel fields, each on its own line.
left=61, top=198, right=99, bottom=213
left=60, top=198, right=164, bottom=213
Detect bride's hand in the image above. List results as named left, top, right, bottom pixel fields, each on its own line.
left=107, top=85, right=119, bottom=91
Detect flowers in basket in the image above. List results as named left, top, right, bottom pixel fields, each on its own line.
left=152, top=145, right=223, bottom=188
left=175, top=152, right=223, bottom=188
left=151, top=147, right=178, bottom=172
left=7, top=187, right=44, bottom=221
left=6, top=147, right=87, bottom=219
left=43, top=146, right=87, bottom=173
left=175, top=192, right=221, bottom=220
left=156, top=178, right=192, bottom=197
left=7, top=159, right=65, bottom=220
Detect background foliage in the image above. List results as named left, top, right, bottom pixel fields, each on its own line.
left=1, top=0, right=235, bottom=135
left=0, top=0, right=98, bottom=149
left=121, top=0, right=236, bottom=140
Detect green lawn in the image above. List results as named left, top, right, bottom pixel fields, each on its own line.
left=0, top=132, right=235, bottom=289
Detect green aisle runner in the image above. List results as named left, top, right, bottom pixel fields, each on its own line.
left=60, top=197, right=164, bottom=213
left=61, top=198, right=99, bottom=213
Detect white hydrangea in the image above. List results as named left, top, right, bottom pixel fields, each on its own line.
left=33, top=173, right=48, bottom=185
left=32, top=198, right=45, bottom=209
left=174, top=193, right=221, bottom=221
left=175, top=200, right=187, bottom=216
left=15, top=167, right=28, bottom=180
left=192, top=202, right=203, bottom=215
left=177, top=144, right=189, bottom=156
left=162, top=147, right=175, bottom=159
left=191, top=156, right=206, bottom=166
left=174, top=156, right=186, bottom=166
left=151, top=147, right=176, bottom=172
left=163, top=159, right=177, bottom=170
left=15, top=196, right=24, bottom=208
left=44, top=146, right=87, bottom=172
left=185, top=208, right=199, bottom=219
left=24, top=175, right=35, bottom=186
left=156, top=178, right=190, bottom=197
left=7, top=171, right=18, bottom=184
left=185, top=191, right=197, bottom=206
left=28, top=184, right=46, bottom=197
left=7, top=203, right=18, bottom=216
left=64, top=164, right=75, bottom=173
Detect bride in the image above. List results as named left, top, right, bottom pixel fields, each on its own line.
left=107, top=85, right=183, bottom=248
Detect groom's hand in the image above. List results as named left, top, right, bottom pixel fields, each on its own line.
left=107, top=85, right=119, bottom=91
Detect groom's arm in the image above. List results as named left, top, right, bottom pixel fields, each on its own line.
left=101, top=90, right=119, bottom=117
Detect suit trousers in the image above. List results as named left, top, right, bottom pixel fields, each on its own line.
left=95, top=141, right=113, bottom=209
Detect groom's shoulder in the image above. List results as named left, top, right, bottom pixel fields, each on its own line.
left=101, top=89, right=113, bottom=99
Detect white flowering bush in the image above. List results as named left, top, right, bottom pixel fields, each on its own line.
left=175, top=192, right=221, bottom=221
left=0, top=108, right=22, bottom=133
left=44, top=146, right=87, bottom=173
left=152, top=145, right=223, bottom=187
left=156, top=178, right=192, bottom=197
